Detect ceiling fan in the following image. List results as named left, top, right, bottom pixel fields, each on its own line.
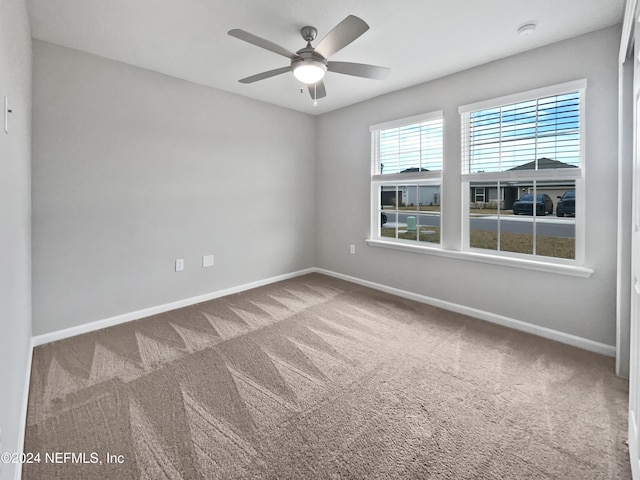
left=228, top=15, right=390, bottom=101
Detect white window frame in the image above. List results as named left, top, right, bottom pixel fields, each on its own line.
left=369, top=111, right=443, bottom=247
left=366, top=81, right=593, bottom=278
left=459, top=79, right=586, bottom=265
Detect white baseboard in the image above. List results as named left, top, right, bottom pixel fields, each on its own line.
left=630, top=412, right=640, bottom=480
left=31, top=265, right=616, bottom=358
left=14, top=339, right=33, bottom=480
left=32, top=268, right=316, bottom=347
left=315, top=268, right=617, bottom=357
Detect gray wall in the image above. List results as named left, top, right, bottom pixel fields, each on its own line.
left=0, top=0, right=32, bottom=479
left=32, top=41, right=317, bottom=336
left=31, top=27, right=624, bottom=349
left=316, top=26, right=621, bottom=347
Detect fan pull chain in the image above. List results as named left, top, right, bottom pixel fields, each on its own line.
left=313, top=84, right=317, bottom=107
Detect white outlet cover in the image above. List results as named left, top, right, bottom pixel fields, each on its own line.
left=203, top=255, right=214, bottom=267
left=175, top=259, right=184, bottom=271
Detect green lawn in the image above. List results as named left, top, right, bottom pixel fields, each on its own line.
left=470, top=230, right=574, bottom=259
left=381, top=227, right=574, bottom=259
left=380, top=227, right=440, bottom=243
left=381, top=226, right=440, bottom=243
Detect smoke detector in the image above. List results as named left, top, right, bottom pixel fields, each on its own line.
left=517, top=22, right=537, bottom=36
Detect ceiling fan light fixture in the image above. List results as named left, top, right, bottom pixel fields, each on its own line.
left=292, top=59, right=327, bottom=84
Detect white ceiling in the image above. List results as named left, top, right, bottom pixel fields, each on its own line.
left=27, top=0, right=625, bottom=115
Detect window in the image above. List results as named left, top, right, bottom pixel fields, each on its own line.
left=370, top=111, right=443, bottom=246
left=367, top=80, right=589, bottom=276
left=460, top=80, right=585, bottom=262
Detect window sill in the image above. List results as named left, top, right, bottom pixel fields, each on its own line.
left=365, top=238, right=594, bottom=278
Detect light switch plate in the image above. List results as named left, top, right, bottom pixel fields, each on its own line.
left=4, top=96, right=8, bottom=134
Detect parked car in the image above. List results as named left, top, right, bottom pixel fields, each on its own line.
left=512, top=193, right=553, bottom=216
left=556, top=190, right=575, bottom=217
left=381, top=211, right=388, bottom=225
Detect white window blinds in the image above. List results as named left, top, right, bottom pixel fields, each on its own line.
left=371, top=112, right=443, bottom=176
left=461, top=89, right=582, bottom=174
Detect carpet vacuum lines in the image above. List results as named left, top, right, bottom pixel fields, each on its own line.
left=22, top=273, right=631, bottom=479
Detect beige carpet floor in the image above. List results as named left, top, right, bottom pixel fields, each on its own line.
left=23, top=273, right=630, bottom=479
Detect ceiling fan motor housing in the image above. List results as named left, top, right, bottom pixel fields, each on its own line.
left=300, top=26, right=318, bottom=43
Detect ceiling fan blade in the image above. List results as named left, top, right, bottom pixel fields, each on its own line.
left=239, top=66, right=291, bottom=84
left=314, top=15, right=369, bottom=58
left=328, top=61, right=390, bottom=80
left=308, top=81, right=327, bottom=100
left=228, top=29, right=296, bottom=59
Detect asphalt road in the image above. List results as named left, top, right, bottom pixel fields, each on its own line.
left=384, top=212, right=575, bottom=238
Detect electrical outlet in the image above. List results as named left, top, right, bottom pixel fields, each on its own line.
left=175, top=259, right=184, bottom=272
left=350, top=244, right=356, bottom=255
left=202, top=255, right=214, bottom=267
